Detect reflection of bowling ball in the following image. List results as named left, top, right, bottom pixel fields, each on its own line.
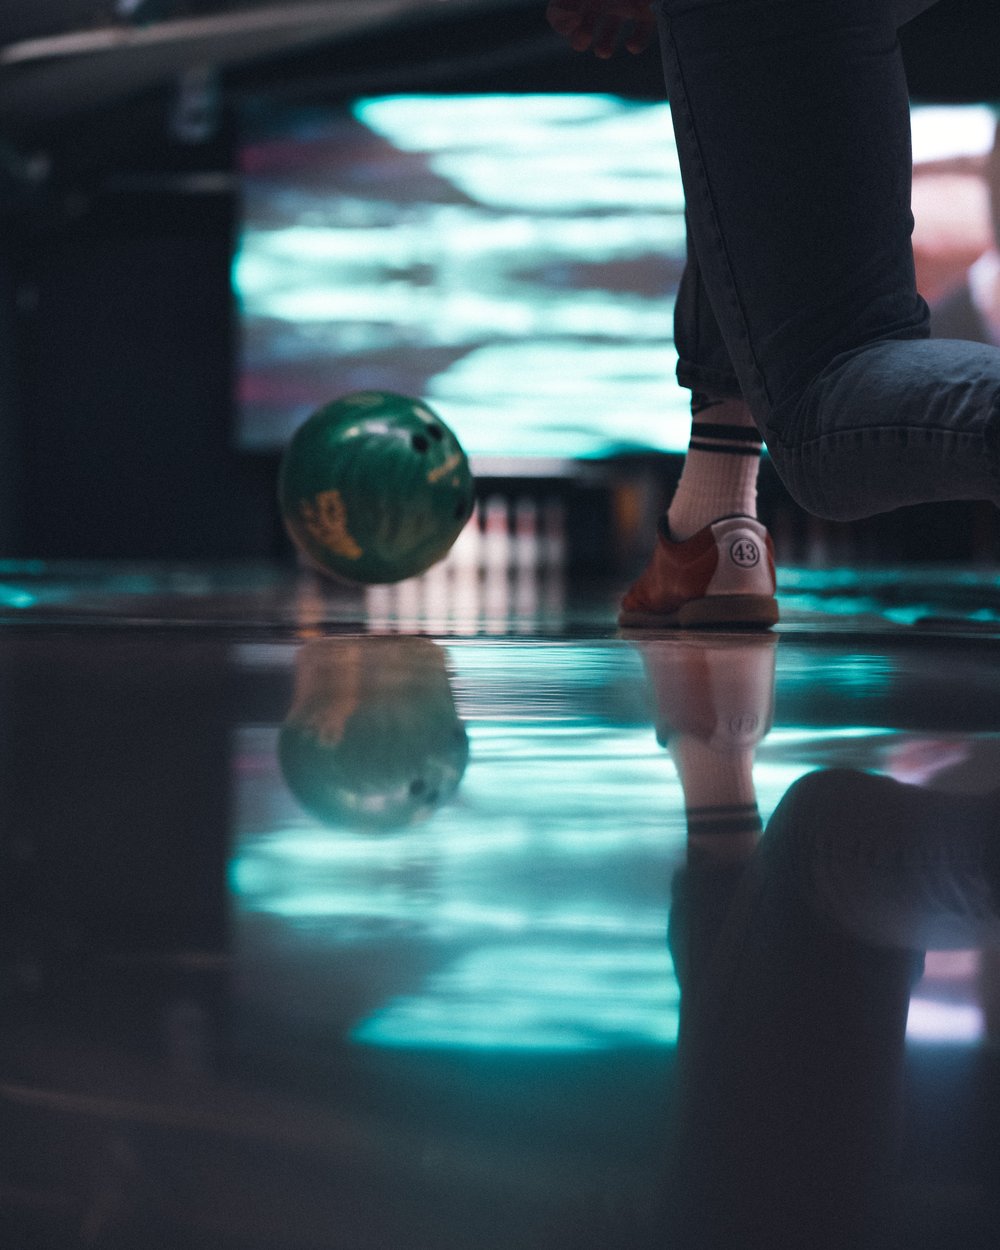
left=278, top=391, right=475, bottom=584
left=279, top=637, right=469, bottom=831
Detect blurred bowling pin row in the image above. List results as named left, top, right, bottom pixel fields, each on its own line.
left=365, top=494, right=567, bottom=633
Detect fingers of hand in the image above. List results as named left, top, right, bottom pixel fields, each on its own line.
left=546, top=3, right=603, bottom=53
left=592, top=18, right=626, bottom=59
left=545, top=0, right=588, bottom=36
left=569, top=9, right=604, bottom=53
left=624, top=11, right=656, bottom=53
left=546, top=2, right=655, bottom=57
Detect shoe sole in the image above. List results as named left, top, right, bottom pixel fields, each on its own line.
left=617, top=594, right=779, bottom=631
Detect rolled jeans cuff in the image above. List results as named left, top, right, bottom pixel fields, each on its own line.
left=675, top=358, right=743, bottom=400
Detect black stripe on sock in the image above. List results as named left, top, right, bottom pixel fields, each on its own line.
left=688, top=440, right=763, bottom=457
left=690, top=810, right=760, bottom=820
left=686, top=804, right=762, bottom=834
left=690, top=421, right=763, bottom=444
left=687, top=815, right=764, bottom=837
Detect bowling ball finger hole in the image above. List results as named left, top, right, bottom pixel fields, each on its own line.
left=409, top=778, right=438, bottom=805
left=411, top=433, right=430, bottom=453
left=427, top=425, right=444, bottom=441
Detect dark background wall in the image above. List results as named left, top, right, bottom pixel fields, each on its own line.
left=4, top=90, right=278, bottom=559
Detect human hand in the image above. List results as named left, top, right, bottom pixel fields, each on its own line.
left=545, top=1, right=656, bottom=59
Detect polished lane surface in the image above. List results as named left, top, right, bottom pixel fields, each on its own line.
left=1, top=565, right=1000, bottom=1248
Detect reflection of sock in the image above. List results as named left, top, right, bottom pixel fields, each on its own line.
left=667, top=393, right=763, bottom=542
left=671, top=736, right=763, bottom=866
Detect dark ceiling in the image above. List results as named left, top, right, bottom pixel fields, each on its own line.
left=0, top=2, right=555, bottom=134
left=2, top=0, right=1000, bottom=144
left=0, top=1, right=408, bottom=47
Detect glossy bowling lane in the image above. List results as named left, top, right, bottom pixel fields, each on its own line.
left=2, top=573, right=1000, bottom=1248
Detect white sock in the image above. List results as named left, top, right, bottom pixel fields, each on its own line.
left=670, top=736, right=763, bottom=865
left=667, top=393, right=763, bottom=542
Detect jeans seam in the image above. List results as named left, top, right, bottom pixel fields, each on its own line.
left=983, top=390, right=1000, bottom=492
left=787, top=423, right=1000, bottom=454
left=660, top=17, right=772, bottom=416
left=782, top=417, right=1000, bottom=513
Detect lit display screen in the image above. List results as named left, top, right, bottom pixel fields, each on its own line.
left=235, top=98, right=997, bottom=466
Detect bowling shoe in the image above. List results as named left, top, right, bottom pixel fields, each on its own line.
left=618, top=515, right=778, bottom=629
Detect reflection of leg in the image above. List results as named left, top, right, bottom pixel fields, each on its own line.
left=657, top=0, right=1000, bottom=520
left=672, top=734, right=761, bottom=863
left=644, top=635, right=775, bottom=1010
left=667, top=729, right=763, bottom=1005
left=770, top=768, right=1000, bottom=951
left=639, top=634, right=775, bottom=859
left=668, top=884, right=916, bottom=1249
left=668, top=768, right=922, bottom=1247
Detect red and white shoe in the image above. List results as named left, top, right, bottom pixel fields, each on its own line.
left=618, top=515, right=778, bottom=630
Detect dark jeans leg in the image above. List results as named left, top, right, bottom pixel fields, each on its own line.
left=674, top=215, right=743, bottom=401
left=660, top=0, right=1000, bottom=520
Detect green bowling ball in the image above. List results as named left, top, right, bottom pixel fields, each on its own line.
left=278, top=391, right=475, bottom=584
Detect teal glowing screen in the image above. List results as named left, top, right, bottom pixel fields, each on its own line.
left=235, top=94, right=689, bottom=465
left=235, top=98, right=997, bottom=466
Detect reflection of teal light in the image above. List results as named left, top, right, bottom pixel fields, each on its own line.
left=779, top=567, right=1000, bottom=628
left=0, top=585, right=39, bottom=608
left=782, top=591, right=938, bottom=625
left=907, top=997, right=984, bottom=1044
left=351, top=945, right=680, bottom=1051
left=232, top=634, right=998, bottom=1052
left=0, top=571, right=177, bottom=611
left=232, top=687, right=691, bottom=1049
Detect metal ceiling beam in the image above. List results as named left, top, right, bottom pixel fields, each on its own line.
left=0, top=1, right=484, bottom=125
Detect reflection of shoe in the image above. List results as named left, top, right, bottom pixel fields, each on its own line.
left=634, top=633, right=777, bottom=751
left=618, top=515, right=778, bottom=630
